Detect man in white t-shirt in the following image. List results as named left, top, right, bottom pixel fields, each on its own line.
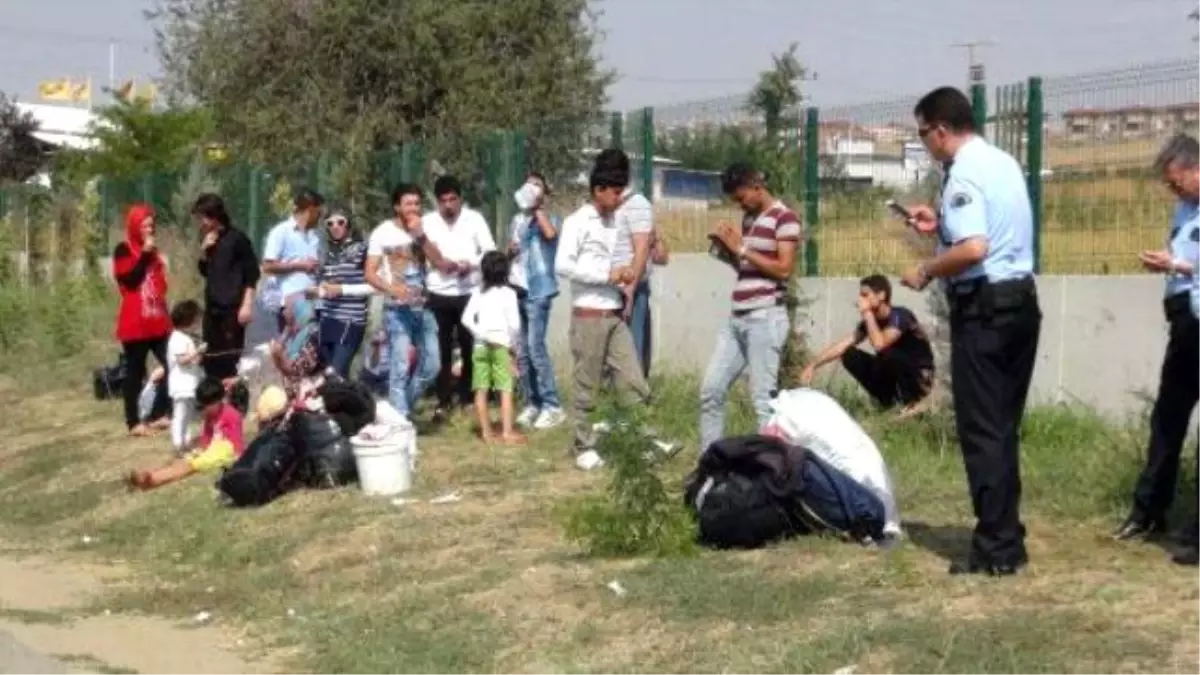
left=365, top=183, right=448, bottom=424
left=422, top=175, right=497, bottom=422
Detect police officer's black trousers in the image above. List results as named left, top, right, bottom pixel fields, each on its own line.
left=950, top=299, right=1042, bottom=565
left=1131, top=309, right=1199, bottom=525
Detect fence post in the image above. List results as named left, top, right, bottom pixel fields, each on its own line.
left=610, top=112, right=624, bottom=150
left=639, top=107, right=654, bottom=201
left=248, top=167, right=263, bottom=252
left=495, top=129, right=528, bottom=246
left=1026, top=76, right=1044, bottom=274
left=803, top=106, right=820, bottom=277
left=971, top=83, right=988, bottom=138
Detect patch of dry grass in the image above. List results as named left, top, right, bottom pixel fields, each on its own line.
left=0, top=347, right=1196, bottom=672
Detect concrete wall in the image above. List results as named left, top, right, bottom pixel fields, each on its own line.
left=539, top=254, right=1174, bottom=418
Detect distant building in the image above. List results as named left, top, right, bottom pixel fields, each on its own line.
left=1062, top=103, right=1199, bottom=142
left=816, top=120, right=930, bottom=189
left=15, top=102, right=98, bottom=151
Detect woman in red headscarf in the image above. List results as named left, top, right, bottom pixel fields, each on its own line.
left=113, top=203, right=173, bottom=436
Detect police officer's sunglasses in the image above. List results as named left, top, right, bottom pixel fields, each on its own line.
left=325, top=216, right=348, bottom=229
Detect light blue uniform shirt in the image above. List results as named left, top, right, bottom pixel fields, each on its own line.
left=938, top=136, right=1036, bottom=285
left=1165, top=199, right=1200, bottom=317
left=262, top=216, right=322, bottom=304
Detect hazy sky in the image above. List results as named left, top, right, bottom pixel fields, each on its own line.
left=1, top=0, right=1197, bottom=112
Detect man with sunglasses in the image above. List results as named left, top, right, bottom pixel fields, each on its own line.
left=899, top=87, right=1041, bottom=577
left=261, top=188, right=325, bottom=333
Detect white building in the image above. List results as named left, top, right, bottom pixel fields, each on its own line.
left=16, top=102, right=99, bottom=151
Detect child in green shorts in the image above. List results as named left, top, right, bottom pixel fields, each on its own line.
left=461, top=251, right=526, bottom=444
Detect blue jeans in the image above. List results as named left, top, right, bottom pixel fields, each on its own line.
left=385, top=306, right=440, bottom=416
left=627, top=280, right=652, bottom=378
left=318, top=317, right=366, bottom=379
left=517, top=295, right=562, bottom=410
left=698, top=305, right=791, bottom=454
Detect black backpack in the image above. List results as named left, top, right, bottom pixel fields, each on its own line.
left=217, top=428, right=301, bottom=507
left=92, top=354, right=127, bottom=400
left=684, top=471, right=804, bottom=549
left=288, top=410, right=358, bottom=489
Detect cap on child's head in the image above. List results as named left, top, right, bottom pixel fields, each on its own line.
left=255, top=385, right=288, bottom=423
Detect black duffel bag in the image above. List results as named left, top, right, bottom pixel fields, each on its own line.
left=217, top=428, right=300, bottom=507
left=318, top=379, right=376, bottom=438
left=289, top=410, right=358, bottom=489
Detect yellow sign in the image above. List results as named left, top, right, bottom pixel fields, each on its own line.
left=38, top=78, right=90, bottom=103
left=115, top=80, right=157, bottom=103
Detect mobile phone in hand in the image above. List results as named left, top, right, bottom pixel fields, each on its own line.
left=885, top=199, right=914, bottom=224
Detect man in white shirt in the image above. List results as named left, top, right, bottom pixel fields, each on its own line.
left=595, top=149, right=656, bottom=378
left=555, top=162, right=651, bottom=470
left=422, top=175, right=497, bottom=422
left=261, top=188, right=324, bottom=333
left=365, top=183, right=447, bottom=424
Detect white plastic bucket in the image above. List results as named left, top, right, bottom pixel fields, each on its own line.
left=351, top=428, right=416, bottom=496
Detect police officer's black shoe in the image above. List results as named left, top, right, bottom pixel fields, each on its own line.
left=949, top=551, right=1028, bottom=577
left=1113, top=515, right=1167, bottom=541
left=1172, top=544, right=1199, bottom=566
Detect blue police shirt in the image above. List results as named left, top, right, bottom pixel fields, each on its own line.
left=262, top=216, right=322, bottom=304
left=1165, top=199, right=1200, bottom=316
left=938, top=136, right=1036, bottom=284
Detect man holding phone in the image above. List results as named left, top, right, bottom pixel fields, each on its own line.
left=699, top=162, right=801, bottom=456
left=899, top=86, right=1040, bottom=577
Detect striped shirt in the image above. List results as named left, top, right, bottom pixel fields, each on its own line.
left=318, top=239, right=369, bottom=324
left=731, top=201, right=803, bottom=312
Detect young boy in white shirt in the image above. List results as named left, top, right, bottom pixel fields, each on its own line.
left=461, top=251, right=524, bottom=444
left=165, top=300, right=206, bottom=452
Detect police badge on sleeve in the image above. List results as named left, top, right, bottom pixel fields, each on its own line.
left=949, top=192, right=972, bottom=209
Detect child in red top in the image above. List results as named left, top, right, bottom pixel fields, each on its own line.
left=129, top=378, right=246, bottom=491
left=113, top=203, right=173, bottom=436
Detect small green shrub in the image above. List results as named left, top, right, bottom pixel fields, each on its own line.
left=557, top=401, right=698, bottom=558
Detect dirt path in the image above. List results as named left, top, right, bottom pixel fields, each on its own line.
left=0, top=556, right=270, bottom=674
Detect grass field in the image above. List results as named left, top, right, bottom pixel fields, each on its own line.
left=0, top=272, right=1197, bottom=673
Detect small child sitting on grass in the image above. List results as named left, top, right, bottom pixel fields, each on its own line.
left=461, top=251, right=525, bottom=444
left=128, top=377, right=245, bottom=490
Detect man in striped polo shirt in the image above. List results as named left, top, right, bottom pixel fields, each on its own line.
left=699, top=162, right=802, bottom=454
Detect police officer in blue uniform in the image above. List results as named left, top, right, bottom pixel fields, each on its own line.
left=899, top=87, right=1041, bottom=576
left=1113, top=133, right=1199, bottom=567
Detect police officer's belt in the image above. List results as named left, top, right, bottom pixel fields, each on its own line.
left=947, top=277, right=1036, bottom=321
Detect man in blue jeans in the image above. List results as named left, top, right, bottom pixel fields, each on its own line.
left=508, top=172, right=566, bottom=429
left=365, top=183, right=446, bottom=425
left=699, top=162, right=802, bottom=455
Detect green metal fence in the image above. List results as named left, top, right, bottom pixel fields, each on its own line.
left=1, top=59, right=1196, bottom=278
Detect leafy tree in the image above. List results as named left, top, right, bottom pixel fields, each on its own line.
left=0, top=93, right=48, bottom=183
left=68, top=97, right=214, bottom=179
left=747, top=42, right=805, bottom=142
left=151, top=0, right=612, bottom=177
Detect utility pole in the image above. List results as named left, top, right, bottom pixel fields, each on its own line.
left=951, top=40, right=996, bottom=86
left=952, top=40, right=995, bottom=136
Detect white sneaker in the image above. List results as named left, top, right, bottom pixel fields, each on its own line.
left=533, top=407, right=567, bottom=429
left=516, top=406, right=540, bottom=428
left=575, top=450, right=605, bottom=471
